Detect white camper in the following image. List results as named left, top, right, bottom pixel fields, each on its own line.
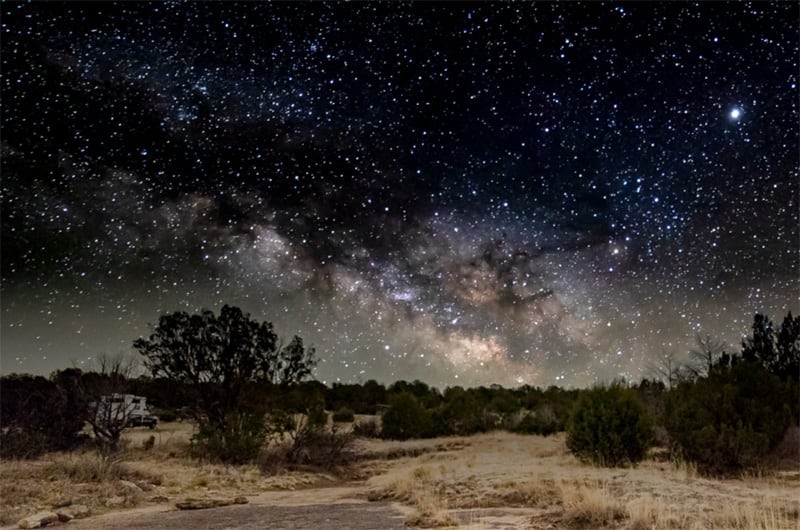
left=95, top=393, right=157, bottom=429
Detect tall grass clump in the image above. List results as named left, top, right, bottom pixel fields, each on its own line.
left=559, top=480, right=626, bottom=528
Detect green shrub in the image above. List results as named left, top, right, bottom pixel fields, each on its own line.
left=566, top=384, right=653, bottom=467
left=381, top=392, right=432, bottom=440
left=0, top=428, right=50, bottom=459
left=332, top=407, right=355, bottom=423
left=190, top=412, right=266, bottom=464
left=664, top=361, right=792, bottom=476
left=288, top=424, right=357, bottom=470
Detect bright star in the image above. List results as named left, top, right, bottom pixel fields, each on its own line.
left=730, top=108, right=741, bottom=119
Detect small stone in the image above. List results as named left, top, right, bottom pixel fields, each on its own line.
left=118, top=480, right=144, bottom=493
left=134, top=480, right=155, bottom=492
left=17, top=511, right=58, bottom=529
left=62, top=504, right=90, bottom=519
left=150, top=496, right=169, bottom=503
left=105, top=495, right=126, bottom=507
left=55, top=512, right=74, bottom=523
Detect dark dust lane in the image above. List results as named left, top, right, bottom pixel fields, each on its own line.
left=72, top=502, right=408, bottom=530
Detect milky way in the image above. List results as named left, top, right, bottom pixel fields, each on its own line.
left=2, top=3, right=798, bottom=387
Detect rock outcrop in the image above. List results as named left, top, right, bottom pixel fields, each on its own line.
left=175, top=496, right=248, bottom=510
left=55, top=504, right=90, bottom=520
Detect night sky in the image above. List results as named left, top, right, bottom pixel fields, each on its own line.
left=2, top=2, right=798, bottom=388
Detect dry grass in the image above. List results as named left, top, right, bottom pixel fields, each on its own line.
left=2, top=423, right=798, bottom=529
left=0, top=421, right=333, bottom=526
left=559, top=479, right=626, bottom=528
left=622, top=493, right=708, bottom=530
left=365, top=431, right=800, bottom=529
left=366, top=465, right=454, bottom=527
left=719, top=497, right=800, bottom=530
left=0, top=450, right=161, bottom=525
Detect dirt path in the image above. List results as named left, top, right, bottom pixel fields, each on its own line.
left=70, top=487, right=409, bottom=530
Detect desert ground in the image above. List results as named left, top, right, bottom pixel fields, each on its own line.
left=1, top=420, right=798, bottom=529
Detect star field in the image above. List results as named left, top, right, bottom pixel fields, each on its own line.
left=1, top=3, right=798, bottom=387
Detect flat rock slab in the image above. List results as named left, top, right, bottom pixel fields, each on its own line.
left=71, top=502, right=407, bottom=530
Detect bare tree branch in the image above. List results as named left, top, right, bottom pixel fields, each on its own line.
left=688, top=335, right=728, bottom=378
left=83, top=353, right=143, bottom=453
left=647, top=352, right=692, bottom=390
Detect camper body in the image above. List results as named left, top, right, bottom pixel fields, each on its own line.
left=94, top=393, right=157, bottom=429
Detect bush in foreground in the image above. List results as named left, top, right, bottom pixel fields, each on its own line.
left=566, top=384, right=653, bottom=467
left=259, top=415, right=358, bottom=474
left=664, top=360, right=792, bottom=476
left=190, top=411, right=266, bottom=465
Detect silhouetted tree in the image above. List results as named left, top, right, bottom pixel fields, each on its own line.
left=0, top=373, right=86, bottom=458
left=649, top=352, right=694, bottom=389
left=275, top=336, right=318, bottom=386
left=133, top=305, right=317, bottom=462
left=664, top=359, right=792, bottom=476
left=776, top=312, right=800, bottom=376
left=439, top=386, right=484, bottom=435
left=739, top=312, right=800, bottom=425
left=361, top=379, right=388, bottom=412
left=388, top=379, right=442, bottom=409
left=486, top=386, right=520, bottom=416
left=742, top=312, right=800, bottom=382
left=326, top=381, right=387, bottom=414
left=742, top=314, right=777, bottom=367
left=633, top=378, right=667, bottom=420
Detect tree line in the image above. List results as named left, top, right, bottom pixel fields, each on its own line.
left=1, top=305, right=797, bottom=476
